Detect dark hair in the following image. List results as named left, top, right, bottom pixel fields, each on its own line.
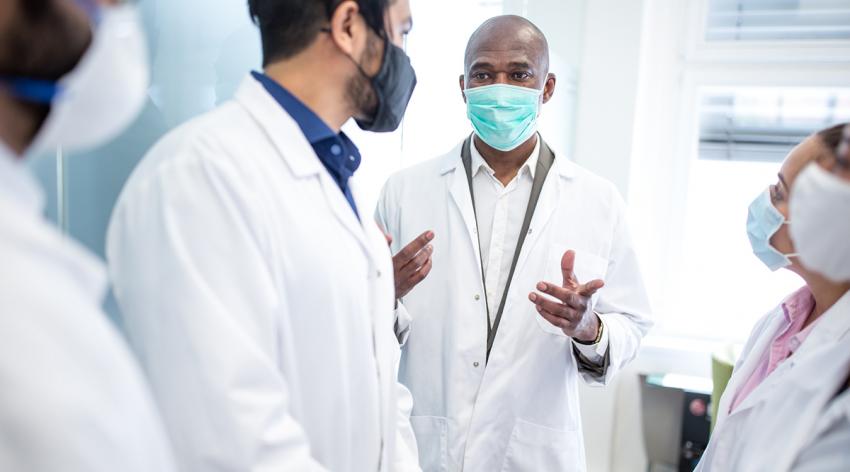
left=247, top=0, right=390, bottom=66
left=817, top=122, right=849, bottom=152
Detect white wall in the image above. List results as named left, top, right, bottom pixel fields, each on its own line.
left=571, top=0, right=648, bottom=196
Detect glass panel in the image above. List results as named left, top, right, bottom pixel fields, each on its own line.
left=699, top=87, right=850, bottom=162
left=706, top=0, right=850, bottom=41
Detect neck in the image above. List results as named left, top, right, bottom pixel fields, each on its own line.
left=264, top=51, right=352, bottom=133
left=801, top=270, right=850, bottom=328
left=473, top=134, right=538, bottom=186
left=0, top=92, right=48, bottom=156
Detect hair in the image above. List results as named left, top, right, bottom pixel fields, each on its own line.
left=247, top=0, right=391, bottom=66
left=817, top=122, right=849, bottom=153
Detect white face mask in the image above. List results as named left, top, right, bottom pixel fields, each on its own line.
left=789, top=163, right=850, bottom=283
left=28, top=4, right=150, bottom=155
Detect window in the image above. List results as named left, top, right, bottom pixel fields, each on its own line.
left=629, top=0, right=850, bottom=343
left=699, top=88, right=850, bottom=162
left=706, top=0, right=850, bottom=42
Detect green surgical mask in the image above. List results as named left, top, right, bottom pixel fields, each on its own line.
left=464, top=84, right=543, bottom=152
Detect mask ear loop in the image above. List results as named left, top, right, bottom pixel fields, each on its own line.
left=319, top=26, right=388, bottom=82
left=0, top=77, right=62, bottom=104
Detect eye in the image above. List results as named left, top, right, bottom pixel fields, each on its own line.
left=511, top=72, right=532, bottom=81
left=472, top=72, right=490, bottom=81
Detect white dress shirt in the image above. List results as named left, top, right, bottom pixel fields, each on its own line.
left=469, top=138, right=608, bottom=362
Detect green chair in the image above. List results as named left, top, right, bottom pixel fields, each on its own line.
left=710, top=347, right=737, bottom=432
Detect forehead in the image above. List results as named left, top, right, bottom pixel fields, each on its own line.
left=465, top=26, right=545, bottom=70
left=781, top=136, right=823, bottom=187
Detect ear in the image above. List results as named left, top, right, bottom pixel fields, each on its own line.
left=459, top=74, right=467, bottom=103
left=542, top=73, right=557, bottom=104
left=328, top=0, right=361, bottom=56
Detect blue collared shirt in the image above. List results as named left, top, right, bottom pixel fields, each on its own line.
left=252, top=71, right=361, bottom=220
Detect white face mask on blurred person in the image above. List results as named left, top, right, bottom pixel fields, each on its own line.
left=790, top=163, right=850, bottom=283
left=26, top=2, right=149, bottom=155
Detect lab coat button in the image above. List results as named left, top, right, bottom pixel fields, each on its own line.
left=473, top=362, right=480, bottom=368
left=474, top=294, right=481, bottom=301
left=377, top=270, right=382, bottom=278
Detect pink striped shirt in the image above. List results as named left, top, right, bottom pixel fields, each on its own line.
left=730, top=286, right=817, bottom=413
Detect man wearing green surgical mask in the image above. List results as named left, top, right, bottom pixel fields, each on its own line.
left=377, top=15, right=652, bottom=471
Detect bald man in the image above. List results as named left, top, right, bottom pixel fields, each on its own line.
left=377, top=16, right=652, bottom=471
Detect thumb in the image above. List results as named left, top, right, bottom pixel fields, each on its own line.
left=579, top=279, right=605, bottom=297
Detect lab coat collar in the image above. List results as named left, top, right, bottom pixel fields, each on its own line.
left=724, top=290, right=850, bottom=419
left=439, top=134, right=577, bottom=180
left=0, top=141, right=46, bottom=215
left=469, top=135, right=540, bottom=180
left=235, top=75, right=373, bottom=258
left=234, top=76, right=324, bottom=179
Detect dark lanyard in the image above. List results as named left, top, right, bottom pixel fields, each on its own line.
left=461, top=135, right=555, bottom=362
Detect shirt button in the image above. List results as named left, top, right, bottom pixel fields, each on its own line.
left=349, top=155, right=355, bottom=162
left=473, top=362, right=480, bottom=368
left=474, top=294, right=481, bottom=301
left=331, top=144, right=342, bottom=155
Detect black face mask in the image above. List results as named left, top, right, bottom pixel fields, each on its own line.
left=353, top=37, right=417, bottom=133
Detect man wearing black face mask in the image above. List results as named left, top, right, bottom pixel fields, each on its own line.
left=107, top=1, right=422, bottom=471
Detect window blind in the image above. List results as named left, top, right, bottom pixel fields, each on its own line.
left=706, top=0, right=850, bottom=41
left=699, top=88, right=850, bottom=162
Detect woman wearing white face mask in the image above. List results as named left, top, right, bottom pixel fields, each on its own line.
left=696, top=123, right=850, bottom=472
left=0, top=0, right=175, bottom=471
left=785, top=124, right=850, bottom=471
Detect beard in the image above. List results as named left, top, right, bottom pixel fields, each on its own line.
left=0, top=0, right=91, bottom=80
left=346, top=33, right=381, bottom=123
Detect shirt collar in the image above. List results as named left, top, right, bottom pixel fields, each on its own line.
left=781, top=286, right=816, bottom=324
left=470, top=135, right=541, bottom=180
left=251, top=71, right=337, bottom=145
left=0, top=141, right=45, bottom=215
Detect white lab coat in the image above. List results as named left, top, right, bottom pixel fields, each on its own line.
left=0, top=147, right=175, bottom=471
left=696, top=291, right=850, bottom=471
left=376, top=140, right=653, bottom=472
left=107, top=76, right=420, bottom=472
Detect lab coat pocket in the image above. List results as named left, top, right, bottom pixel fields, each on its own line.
left=409, top=416, right=448, bottom=472
left=534, top=245, right=609, bottom=337
left=500, top=419, right=581, bottom=472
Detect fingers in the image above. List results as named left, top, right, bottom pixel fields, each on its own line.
left=533, top=281, right=578, bottom=306
left=396, top=231, right=435, bottom=262
left=527, top=290, right=586, bottom=322
left=578, top=279, right=605, bottom=297
left=396, top=257, right=433, bottom=300
left=561, top=250, right=576, bottom=287
left=398, top=244, right=433, bottom=280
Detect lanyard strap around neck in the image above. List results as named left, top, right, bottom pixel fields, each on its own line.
left=461, top=135, right=555, bottom=362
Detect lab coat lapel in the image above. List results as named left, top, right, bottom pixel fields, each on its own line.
left=443, top=143, right=483, bottom=277
left=739, top=294, right=850, bottom=470
left=511, top=139, right=568, bottom=277
left=235, top=76, right=372, bottom=257
left=717, top=309, right=786, bottom=422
